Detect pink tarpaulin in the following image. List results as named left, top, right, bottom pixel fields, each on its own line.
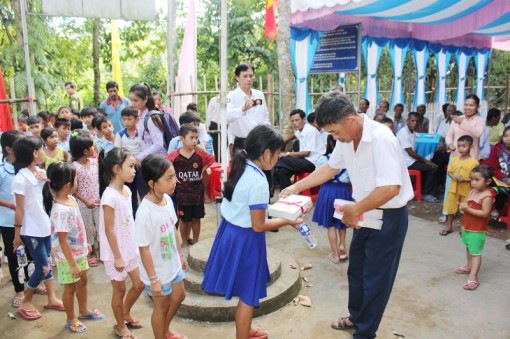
left=0, top=67, right=14, bottom=132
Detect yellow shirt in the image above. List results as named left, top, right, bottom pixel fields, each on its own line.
left=447, top=156, right=479, bottom=196
left=489, top=123, right=504, bottom=146
left=44, top=147, right=65, bottom=169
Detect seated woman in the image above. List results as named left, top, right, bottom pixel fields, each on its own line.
left=487, top=126, right=510, bottom=215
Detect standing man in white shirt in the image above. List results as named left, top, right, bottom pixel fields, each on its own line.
left=397, top=112, right=439, bottom=202
left=274, top=109, right=323, bottom=190
left=280, top=92, right=413, bottom=338
left=207, top=95, right=220, bottom=161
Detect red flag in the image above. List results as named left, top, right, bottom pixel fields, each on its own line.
left=0, top=67, right=14, bottom=132
left=264, top=0, right=277, bottom=40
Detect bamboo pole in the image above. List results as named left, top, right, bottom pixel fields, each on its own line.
left=10, top=78, right=18, bottom=129
left=267, top=74, right=274, bottom=126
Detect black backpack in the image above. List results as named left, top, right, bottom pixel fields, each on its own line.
left=143, top=110, right=179, bottom=150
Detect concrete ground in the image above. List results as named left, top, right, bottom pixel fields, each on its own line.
left=1, top=202, right=510, bottom=338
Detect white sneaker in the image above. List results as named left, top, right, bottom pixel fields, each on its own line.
left=438, top=215, right=447, bottom=223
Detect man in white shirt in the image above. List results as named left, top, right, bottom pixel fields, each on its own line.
left=206, top=95, right=220, bottom=161
left=397, top=112, right=439, bottom=202
left=392, top=103, right=406, bottom=133
left=226, top=63, right=270, bottom=152
left=274, top=109, right=322, bottom=190
left=280, top=92, right=413, bottom=338
left=432, top=104, right=456, bottom=184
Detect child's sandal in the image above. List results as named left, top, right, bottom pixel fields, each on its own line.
left=65, top=321, right=87, bottom=333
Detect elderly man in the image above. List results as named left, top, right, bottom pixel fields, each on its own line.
left=65, top=81, right=83, bottom=112
left=281, top=92, right=413, bottom=339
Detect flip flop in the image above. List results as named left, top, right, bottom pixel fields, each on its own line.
left=455, top=265, right=471, bottom=274
left=18, top=306, right=42, bottom=320
left=463, top=279, right=479, bottom=291
left=114, top=325, right=138, bottom=339
left=328, top=253, right=341, bottom=264
left=78, top=309, right=104, bottom=320
left=65, top=321, right=88, bottom=333
left=167, top=331, right=188, bottom=339
left=44, top=302, right=66, bottom=311
left=331, top=316, right=355, bottom=330
left=88, top=257, right=98, bottom=267
left=249, top=328, right=269, bottom=338
left=125, top=319, right=143, bottom=329
left=439, top=229, right=452, bottom=236
left=339, top=253, right=349, bottom=261
left=12, top=296, right=23, bottom=308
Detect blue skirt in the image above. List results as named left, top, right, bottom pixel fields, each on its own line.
left=312, top=181, right=352, bottom=229
left=201, top=219, right=270, bottom=307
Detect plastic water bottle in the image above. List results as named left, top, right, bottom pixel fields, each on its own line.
left=205, top=134, right=214, bottom=156
left=298, top=223, right=318, bottom=249
left=16, top=245, right=28, bottom=267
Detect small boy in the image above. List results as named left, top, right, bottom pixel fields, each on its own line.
left=167, top=112, right=205, bottom=153
left=114, top=107, right=142, bottom=213
left=37, top=111, right=50, bottom=128
left=167, top=124, right=215, bottom=247
left=49, top=113, right=57, bottom=127
left=440, top=135, right=479, bottom=236
left=307, top=112, right=328, bottom=152
left=70, top=118, right=83, bottom=131
left=57, top=106, right=73, bottom=121
left=27, top=116, right=43, bottom=138
left=54, top=118, right=71, bottom=152
left=80, top=107, right=98, bottom=134
left=17, top=115, right=30, bottom=135
left=94, top=116, right=115, bottom=154
left=0, top=130, right=27, bottom=306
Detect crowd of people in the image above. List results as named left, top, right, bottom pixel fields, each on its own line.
left=0, top=61, right=508, bottom=339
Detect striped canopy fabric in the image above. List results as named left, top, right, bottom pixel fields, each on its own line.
left=291, top=0, right=510, bottom=50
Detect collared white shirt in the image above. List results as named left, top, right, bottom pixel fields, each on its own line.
left=207, top=96, right=220, bottom=125
left=397, top=125, right=417, bottom=167
left=328, top=115, right=413, bottom=209
left=226, top=87, right=270, bottom=138
left=436, top=118, right=451, bottom=139
left=12, top=167, right=51, bottom=237
left=295, top=123, right=323, bottom=165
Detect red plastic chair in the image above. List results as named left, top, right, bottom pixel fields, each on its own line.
left=408, top=169, right=422, bottom=202
left=207, top=162, right=222, bottom=200
left=293, top=172, right=319, bottom=201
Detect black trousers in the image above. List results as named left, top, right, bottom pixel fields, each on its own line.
left=274, top=157, right=315, bottom=190
left=431, top=150, right=449, bottom=185
left=0, top=226, right=30, bottom=293
left=408, top=161, right=438, bottom=196
left=233, top=136, right=272, bottom=190
left=209, top=121, right=219, bottom=162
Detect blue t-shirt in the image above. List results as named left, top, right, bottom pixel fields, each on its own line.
left=95, top=135, right=115, bottom=154
left=100, top=96, right=131, bottom=134
left=221, top=160, right=268, bottom=228
left=0, top=159, right=15, bottom=227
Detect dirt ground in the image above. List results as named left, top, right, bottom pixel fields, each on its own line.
left=1, top=199, right=509, bottom=338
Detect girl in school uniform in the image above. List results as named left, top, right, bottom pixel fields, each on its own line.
left=202, top=125, right=305, bottom=339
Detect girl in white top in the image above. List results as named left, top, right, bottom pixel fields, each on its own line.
left=135, top=155, right=188, bottom=339
left=99, top=147, right=144, bottom=338
left=12, top=136, right=63, bottom=320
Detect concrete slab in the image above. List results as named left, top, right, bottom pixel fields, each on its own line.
left=1, top=203, right=509, bottom=338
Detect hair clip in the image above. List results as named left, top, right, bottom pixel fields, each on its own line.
left=71, top=131, right=79, bottom=137
left=46, top=178, right=51, bottom=183
left=241, top=149, right=248, bottom=156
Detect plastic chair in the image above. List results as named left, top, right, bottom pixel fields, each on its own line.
left=408, top=169, right=422, bottom=202
left=207, top=162, right=222, bottom=200
left=293, top=172, right=319, bottom=201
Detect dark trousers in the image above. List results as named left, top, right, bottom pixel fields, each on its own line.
left=274, top=157, right=315, bottom=190
left=431, top=150, right=449, bottom=185
left=348, top=206, right=408, bottom=339
left=233, top=136, right=272, bottom=189
left=408, top=161, right=438, bottom=195
left=126, top=174, right=139, bottom=216
left=0, top=226, right=30, bottom=293
left=209, top=121, right=219, bottom=162
left=135, top=170, right=147, bottom=203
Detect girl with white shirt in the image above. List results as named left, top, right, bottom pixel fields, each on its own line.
left=135, top=155, right=188, bottom=339
left=12, top=136, right=63, bottom=320
left=202, top=126, right=304, bottom=339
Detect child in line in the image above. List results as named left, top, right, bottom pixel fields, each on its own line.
left=17, top=115, right=30, bottom=135
left=71, top=118, right=84, bottom=131
left=312, top=135, right=352, bottom=263
left=37, top=111, right=51, bottom=128
left=41, top=127, right=69, bottom=168
left=167, top=112, right=205, bottom=153
left=95, top=116, right=115, bottom=154
left=80, top=107, right=98, bottom=134
left=54, top=118, right=71, bottom=153
left=71, top=131, right=101, bottom=267
left=202, top=126, right=304, bottom=339
left=168, top=124, right=215, bottom=247
left=136, top=155, right=188, bottom=339
left=58, top=106, right=73, bottom=121
left=440, top=135, right=479, bottom=236
left=27, top=116, right=43, bottom=139
left=44, top=162, right=104, bottom=333
left=12, top=136, right=63, bottom=320
left=0, top=131, right=29, bottom=308
left=115, top=107, right=143, bottom=214
left=456, top=165, right=495, bottom=291
left=99, top=147, right=144, bottom=338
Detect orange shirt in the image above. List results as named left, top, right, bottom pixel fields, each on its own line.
left=462, top=195, right=494, bottom=232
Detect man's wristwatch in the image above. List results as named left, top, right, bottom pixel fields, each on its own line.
left=286, top=152, right=290, bottom=157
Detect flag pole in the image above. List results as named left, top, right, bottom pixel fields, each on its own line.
left=219, top=0, right=228, bottom=217
left=20, top=0, right=36, bottom=115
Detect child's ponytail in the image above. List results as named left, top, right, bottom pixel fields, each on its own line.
left=223, top=125, right=283, bottom=201
left=43, top=162, right=77, bottom=215
left=223, top=149, right=248, bottom=201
